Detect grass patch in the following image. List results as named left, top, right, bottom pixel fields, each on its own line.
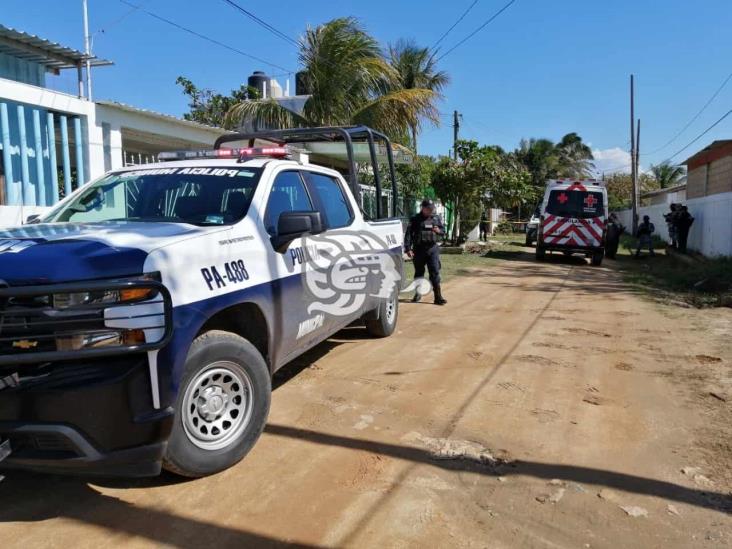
left=614, top=235, right=732, bottom=307
left=439, top=236, right=528, bottom=281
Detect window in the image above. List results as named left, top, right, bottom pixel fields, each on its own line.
left=264, top=171, right=313, bottom=234
left=546, top=190, right=604, bottom=219
left=44, top=167, right=262, bottom=225
left=306, top=172, right=353, bottom=229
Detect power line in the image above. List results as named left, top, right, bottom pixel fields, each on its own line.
left=430, top=0, right=480, bottom=52
left=118, top=0, right=294, bottom=73
left=436, top=0, right=519, bottom=61
left=220, top=0, right=299, bottom=47
left=665, top=107, right=732, bottom=162
left=644, top=69, right=732, bottom=156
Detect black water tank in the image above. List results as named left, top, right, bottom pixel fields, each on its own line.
left=295, top=71, right=311, bottom=95
left=248, top=71, right=269, bottom=98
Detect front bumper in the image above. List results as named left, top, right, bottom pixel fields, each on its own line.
left=539, top=241, right=604, bottom=255
left=0, top=355, right=173, bottom=477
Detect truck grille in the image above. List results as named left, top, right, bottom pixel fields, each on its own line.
left=0, top=279, right=172, bottom=366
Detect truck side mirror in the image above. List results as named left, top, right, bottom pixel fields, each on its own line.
left=273, top=211, right=323, bottom=251
left=25, top=214, right=41, bottom=224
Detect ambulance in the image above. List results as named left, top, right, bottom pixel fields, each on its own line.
left=535, top=179, right=608, bottom=266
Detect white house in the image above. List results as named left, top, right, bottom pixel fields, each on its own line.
left=0, top=25, right=228, bottom=228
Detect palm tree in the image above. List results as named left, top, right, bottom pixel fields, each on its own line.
left=515, top=138, right=560, bottom=186
left=387, top=40, right=449, bottom=153
left=226, top=18, right=439, bottom=142
left=650, top=161, right=686, bottom=189
left=515, top=133, right=594, bottom=187
left=555, top=133, right=594, bottom=178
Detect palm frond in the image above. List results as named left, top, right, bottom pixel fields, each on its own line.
left=353, top=88, right=438, bottom=140
left=226, top=99, right=309, bottom=131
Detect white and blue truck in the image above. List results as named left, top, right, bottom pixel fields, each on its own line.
left=0, top=127, right=404, bottom=477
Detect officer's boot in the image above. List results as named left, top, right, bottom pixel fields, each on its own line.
left=433, top=284, right=447, bottom=305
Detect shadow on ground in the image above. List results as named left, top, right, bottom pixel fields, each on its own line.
left=264, top=424, right=732, bottom=514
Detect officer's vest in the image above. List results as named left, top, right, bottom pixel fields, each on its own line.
left=416, top=217, right=438, bottom=246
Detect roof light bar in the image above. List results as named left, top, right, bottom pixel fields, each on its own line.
left=158, top=146, right=290, bottom=162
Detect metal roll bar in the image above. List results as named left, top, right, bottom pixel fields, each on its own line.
left=214, top=126, right=399, bottom=219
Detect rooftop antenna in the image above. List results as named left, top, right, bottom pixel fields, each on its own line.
left=82, top=0, right=92, bottom=100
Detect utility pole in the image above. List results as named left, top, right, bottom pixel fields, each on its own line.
left=452, top=110, right=460, bottom=160
left=452, top=110, right=461, bottom=240
left=630, top=74, right=637, bottom=234
left=635, top=119, right=641, bottom=207
left=82, top=0, right=92, bottom=100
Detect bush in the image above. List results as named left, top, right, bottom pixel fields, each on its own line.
left=495, top=220, right=513, bottom=235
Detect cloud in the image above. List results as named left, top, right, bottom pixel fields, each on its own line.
left=591, top=147, right=632, bottom=175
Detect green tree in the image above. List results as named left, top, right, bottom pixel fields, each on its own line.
left=650, top=161, right=686, bottom=189
left=555, top=132, right=594, bottom=178
left=515, top=138, right=560, bottom=187
left=515, top=132, right=595, bottom=187
left=396, top=155, right=437, bottom=199
left=176, top=76, right=258, bottom=129
left=226, top=18, right=439, bottom=142
left=432, top=140, right=533, bottom=239
left=387, top=39, right=449, bottom=153
left=606, top=172, right=658, bottom=210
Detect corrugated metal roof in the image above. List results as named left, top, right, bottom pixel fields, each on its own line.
left=96, top=101, right=231, bottom=134
left=0, top=24, right=113, bottom=69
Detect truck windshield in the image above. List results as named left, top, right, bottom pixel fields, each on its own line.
left=43, top=167, right=263, bottom=226
left=546, top=190, right=604, bottom=219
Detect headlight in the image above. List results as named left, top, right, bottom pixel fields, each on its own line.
left=53, top=274, right=159, bottom=308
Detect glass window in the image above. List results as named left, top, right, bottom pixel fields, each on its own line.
left=306, top=172, right=353, bottom=229
left=43, top=167, right=262, bottom=226
left=546, top=190, right=605, bottom=219
left=264, top=171, right=313, bottom=234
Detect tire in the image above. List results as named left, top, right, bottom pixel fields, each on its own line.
left=163, top=330, right=271, bottom=478
left=536, top=245, right=546, bottom=260
left=365, top=292, right=399, bottom=337
left=591, top=251, right=604, bottom=266
left=525, top=234, right=533, bottom=247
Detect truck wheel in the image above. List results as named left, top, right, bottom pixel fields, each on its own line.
left=164, top=331, right=271, bottom=478
left=525, top=234, right=533, bottom=247
left=536, top=246, right=546, bottom=260
left=591, top=251, right=604, bottom=266
left=365, top=292, right=398, bottom=337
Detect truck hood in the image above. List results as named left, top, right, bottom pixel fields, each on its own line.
left=0, top=222, right=226, bottom=286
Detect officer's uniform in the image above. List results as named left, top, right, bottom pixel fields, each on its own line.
left=405, top=207, right=447, bottom=305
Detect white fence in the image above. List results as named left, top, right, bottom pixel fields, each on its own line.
left=615, top=191, right=732, bottom=257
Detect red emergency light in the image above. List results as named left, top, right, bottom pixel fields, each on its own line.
left=158, top=146, right=290, bottom=162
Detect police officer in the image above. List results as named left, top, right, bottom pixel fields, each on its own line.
left=405, top=199, right=447, bottom=305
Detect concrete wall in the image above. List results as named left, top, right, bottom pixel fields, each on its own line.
left=646, top=188, right=686, bottom=206
left=615, top=191, right=732, bottom=257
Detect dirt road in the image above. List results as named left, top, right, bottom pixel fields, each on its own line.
left=1, top=253, right=730, bottom=548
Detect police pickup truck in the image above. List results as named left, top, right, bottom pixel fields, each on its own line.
left=0, top=127, right=404, bottom=477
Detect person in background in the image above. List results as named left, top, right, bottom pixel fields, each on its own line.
left=405, top=199, right=447, bottom=305
left=676, top=206, right=694, bottom=253
left=635, top=215, right=656, bottom=258
left=479, top=210, right=489, bottom=242
left=605, top=213, right=624, bottom=259
left=664, top=203, right=679, bottom=249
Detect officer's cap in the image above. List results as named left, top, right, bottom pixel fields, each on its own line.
left=421, top=199, right=435, bottom=208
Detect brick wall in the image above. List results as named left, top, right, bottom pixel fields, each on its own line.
left=687, top=166, right=706, bottom=199
left=707, top=155, right=732, bottom=196
left=686, top=155, right=732, bottom=198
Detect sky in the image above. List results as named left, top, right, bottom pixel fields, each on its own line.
left=4, top=0, right=732, bottom=175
